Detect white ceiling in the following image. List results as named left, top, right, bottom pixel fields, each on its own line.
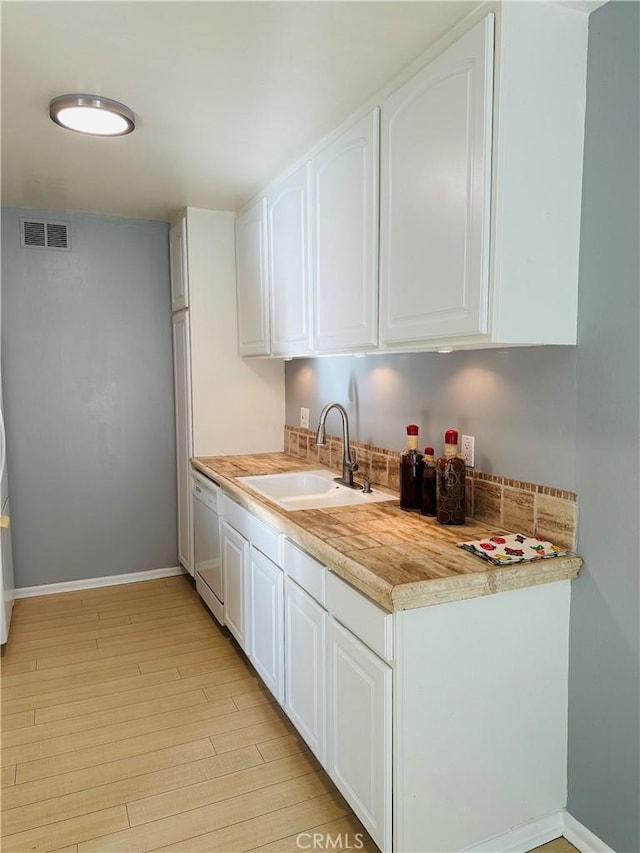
left=0, top=0, right=489, bottom=222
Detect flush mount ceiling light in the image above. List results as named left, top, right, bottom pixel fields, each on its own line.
left=49, top=94, right=135, bottom=136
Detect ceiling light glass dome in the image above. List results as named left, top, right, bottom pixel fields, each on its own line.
left=49, top=95, right=135, bottom=137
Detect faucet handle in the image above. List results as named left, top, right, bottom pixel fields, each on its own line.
left=349, top=448, right=358, bottom=471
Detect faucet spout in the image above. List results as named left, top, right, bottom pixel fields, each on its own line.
left=315, top=402, right=361, bottom=490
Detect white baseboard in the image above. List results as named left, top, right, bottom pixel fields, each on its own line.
left=14, top=566, right=187, bottom=598
left=467, top=812, right=565, bottom=852
left=467, top=810, right=615, bottom=853
left=562, top=810, right=616, bottom=853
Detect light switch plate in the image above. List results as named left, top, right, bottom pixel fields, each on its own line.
left=300, top=408, right=310, bottom=429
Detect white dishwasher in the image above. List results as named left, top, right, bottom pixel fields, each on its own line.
left=192, top=471, right=224, bottom=626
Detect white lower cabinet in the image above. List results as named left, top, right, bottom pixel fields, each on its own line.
left=216, top=496, right=571, bottom=853
left=222, top=520, right=390, bottom=850
left=393, top=583, right=571, bottom=852
left=221, top=520, right=249, bottom=650
left=327, top=616, right=392, bottom=852
left=248, top=546, right=284, bottom=704
left=284, top=577, right=327, bottom=765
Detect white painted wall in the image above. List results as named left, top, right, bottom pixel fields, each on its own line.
left=186, top=208, right=285, bottom=456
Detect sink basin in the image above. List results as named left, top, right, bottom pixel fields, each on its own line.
left=237, top=470, right=396, bottom=511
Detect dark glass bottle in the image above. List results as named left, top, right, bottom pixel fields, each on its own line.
left=420, top=446, right=437, bottom=517
left=436, top=429, right=466, bottom=525
left=400, top=425, right=424, bottom=512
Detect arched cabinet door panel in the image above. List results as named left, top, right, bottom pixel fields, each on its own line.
left=236, top=198, right=270, bottom=356
left=379, top=15, right=494, bottom=344
left=312, top=109, right=379, bottom=353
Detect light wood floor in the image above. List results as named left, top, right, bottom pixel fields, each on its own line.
left=0, top=575, right=579, bottom=853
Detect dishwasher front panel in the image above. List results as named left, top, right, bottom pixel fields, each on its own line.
left=192, top=474, right=223, bottom=626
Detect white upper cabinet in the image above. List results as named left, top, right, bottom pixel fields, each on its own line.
left=312, top=109, right=379, bottom=353
left=235, top=4, right=587, bottom=356
left=379, top=16, right=493, bottom=345
left=236, top=198, right=270, bottom=356
left=488, top=2, right=587, bottom=346
left=169, top=217, right=189, bottom=312
left=379, top=5, right=587, bottom=349
left=268, top=163, right=312, bottom=356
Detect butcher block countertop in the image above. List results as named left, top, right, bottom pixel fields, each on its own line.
left=192, top=453, right=582, bottom=613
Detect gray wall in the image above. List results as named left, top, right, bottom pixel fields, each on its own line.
left=569, top=3, right=640, bottom=850
left=1, top=208, right=178, bottom=588
left=286, top=3, right=639, bottom=846
left=286, top=346, right=578, bottom=491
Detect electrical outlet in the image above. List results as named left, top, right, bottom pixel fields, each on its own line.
left=461, top=434, right=475, bottom=467
left=300, top=407, right=310, bottom=429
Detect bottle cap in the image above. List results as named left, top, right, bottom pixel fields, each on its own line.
left=406, top=424, right=419, bottom=436
left=444, top=429, right=458, bottom=444
left=424, top=446, right=434, bottom=455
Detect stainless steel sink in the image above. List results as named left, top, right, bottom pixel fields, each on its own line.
left=237, top=470, right=396, bottom=511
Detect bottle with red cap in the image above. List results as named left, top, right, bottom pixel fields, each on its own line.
left=436, top=429, right=466, bottom=524
left=420, top=446, right=437, bottom=517
left=400, top=425, right=424, bottom=511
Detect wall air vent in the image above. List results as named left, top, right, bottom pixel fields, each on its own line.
left=20, top=218, right=70, bottom=251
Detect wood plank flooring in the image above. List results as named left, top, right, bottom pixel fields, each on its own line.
left=532, top=841, right=578, bottom=853
left=0, top=576, right=369, bottom=852
left=1, top=574, right=580, bottom=853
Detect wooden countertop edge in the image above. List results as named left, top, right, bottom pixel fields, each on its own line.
left=390, top=557, right=581, bottom=610
left=191, top=457, right=582, bottom=613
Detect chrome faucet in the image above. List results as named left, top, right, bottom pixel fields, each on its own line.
left=315, top=402, right=361, bottom=490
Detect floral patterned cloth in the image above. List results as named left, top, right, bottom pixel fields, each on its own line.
left=457, top=533, right=569, bottom=566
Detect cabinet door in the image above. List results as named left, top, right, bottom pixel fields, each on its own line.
left=169, top=218, right=189, bottom=312
left=312, top=109, right=379, bottom=353
left=236, top=198, right=270, bottom=356
left=284, top=578, right=327, bottom=765
left=172, top=310, right=193, bottom=575
left=327, top=617, right=392, bottom=852
left=222, top=521, right=249, bottom=649
left=249, top=547, right=284, bottom=703
left=379, top=15, right=494, bottom=344
left=268, top=163, right=312, bottom=356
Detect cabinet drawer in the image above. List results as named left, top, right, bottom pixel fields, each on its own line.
left=249, top=514, right=281, bottom=566
left=326, top=572, right=393, bottom=662
left=220, top=493, right=280, bottom=563
left=220, top=492, right=251, bottom=537
left=283, top=539, right=326, bottom=605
